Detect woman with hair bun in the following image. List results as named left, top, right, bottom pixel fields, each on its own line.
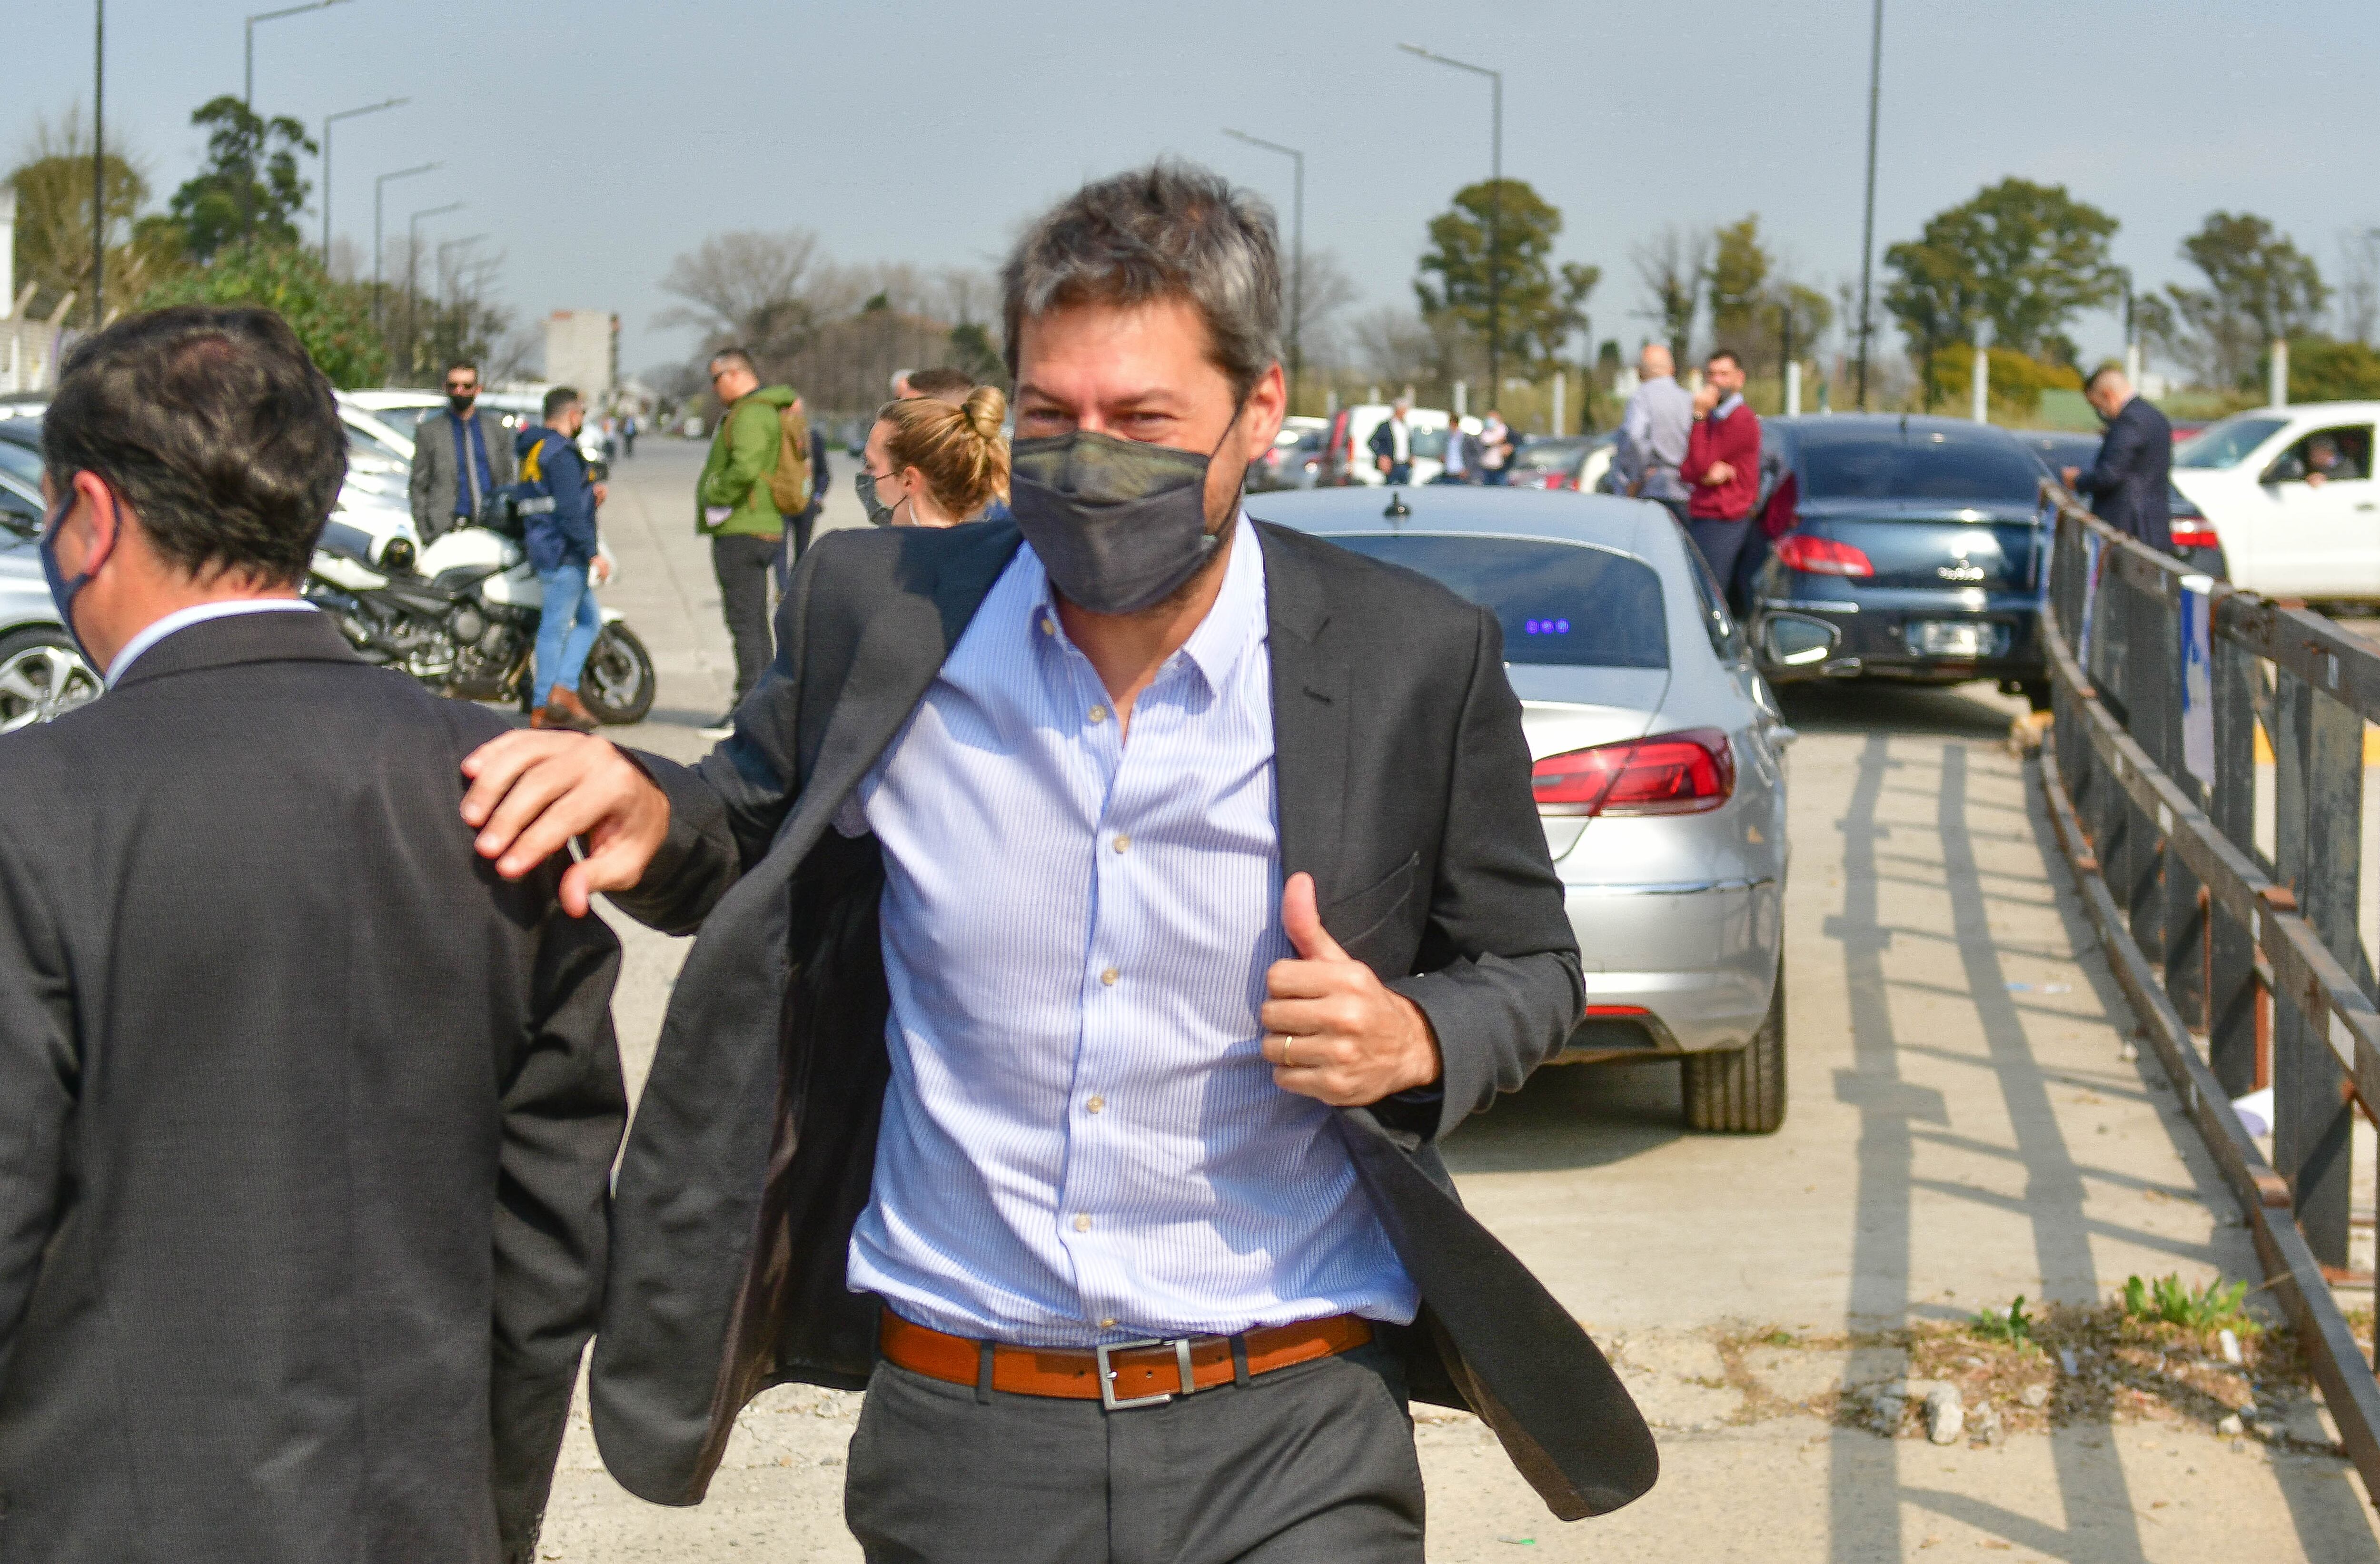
left=857, top=385, right=1010, bottom=528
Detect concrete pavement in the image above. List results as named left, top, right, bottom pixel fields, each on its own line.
left=536, top=439, right=2380, bottom=1561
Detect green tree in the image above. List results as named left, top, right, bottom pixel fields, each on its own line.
left=2161, top=212, right=2328, bottom=390
left=164, top=97, right=315, bottom=263
left=1705, top=215, right=1772, bottom=352
left=2285, top=335, right=2380, bottom=401
left=142, top=241, right=384, bottom=387
left=1417, top=178, right=1596, bottom=377
left=7, top=107, right=184, bottom=326
left=1924, top=344, right=2082, bottom=413
left=1884, top=178, right=2122, bottom=389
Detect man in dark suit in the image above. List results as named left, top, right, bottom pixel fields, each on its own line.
left=2062, top=365, right=2174, bottom=553
left=409, top=358, right=519, bottom=543
left=0, top=306, right=626, bottom=1563
left=461, top=161, right=1654, bottom=1560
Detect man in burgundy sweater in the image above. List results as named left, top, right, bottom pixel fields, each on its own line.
left=1679, top=349, right=1762, bottom=593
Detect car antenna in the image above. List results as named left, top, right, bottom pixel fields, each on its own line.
left=1383, top=489, right=1411, bottom=524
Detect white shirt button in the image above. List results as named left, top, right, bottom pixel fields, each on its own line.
left=1085, top=1095, right=1105, bottom=1114
left=1099, top=1317, right=1117, bottom=1329
left=1088, top=705, right=1108, bottom=724
left=1113, top=834, right=1130, bottom=854
left=1040, top=616, right=1055, bottom=635
left=1073, top=1214, right=1093, bottom=1232
left=1100, top=967, right=1119, bottom=986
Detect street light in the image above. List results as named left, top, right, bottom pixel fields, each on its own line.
left=245, top=0, right=351, bottom=109
left=1854, top=0, right=1884, bottom=409
left=436, top=233, right=486, bottom=315
left=403, top=203, right=464, bottom=379
left=1223, top=129, right=1304, bottom=408
left=322, top=97, right=406, bottom=263
left=91, top=0, right=105, bottom=329
left=1399, top=43, right=1504, bottom=395
left=373, top=162, right=439, bottom=322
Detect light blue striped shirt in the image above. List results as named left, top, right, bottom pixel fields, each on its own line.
left=840, top=515, right=1417, bottom=1346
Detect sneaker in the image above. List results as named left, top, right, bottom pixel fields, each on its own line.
left=696, top=710, right=736, bottom=740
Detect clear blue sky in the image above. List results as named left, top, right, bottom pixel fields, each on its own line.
left=14, top=0, right=2374, bottom=377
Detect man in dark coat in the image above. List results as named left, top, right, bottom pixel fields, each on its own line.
left=408, top=358, right=519, bottom=543
left=0, top=306, right=626, bottom=1564
left=2063, top=365, right=2174, bottom=554
left=460, top=161, right=1654, bottom=1560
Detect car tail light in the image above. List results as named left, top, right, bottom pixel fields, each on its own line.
left=1532, top=728, right=1735, bottom=817
left=2170, top=518, right=2219, bottom=549
left=1772, top=534, right=1875, bottom=577
left=1545, top=473, right=1571, bottom=490
left=1585, top=1004, right=1652, bottom=1018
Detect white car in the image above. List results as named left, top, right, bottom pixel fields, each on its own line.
left=1322, top=404, right=1480, bottom=486
left=2171, top=403, right=2380, bottom=600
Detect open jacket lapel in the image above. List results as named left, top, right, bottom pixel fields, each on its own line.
left=1259, top=525, right=1350, bottom=909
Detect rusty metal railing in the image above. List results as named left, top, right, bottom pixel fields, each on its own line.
left=2040, top=480, right=2380, bottom=1497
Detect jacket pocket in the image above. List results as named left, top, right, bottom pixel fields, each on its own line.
left=1324, top=852, right=1421, bottom=954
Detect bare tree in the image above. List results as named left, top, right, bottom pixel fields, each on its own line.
left=2339, top=227, right=2380, bottom=346
left=1631, top=225, right=1710, bottom=366
left=655, top=228, right=826, bottom=362
left=1284, top=248, right=1361, bottom=373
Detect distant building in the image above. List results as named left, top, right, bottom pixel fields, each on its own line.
left=544, top=310, right=618, bottom=399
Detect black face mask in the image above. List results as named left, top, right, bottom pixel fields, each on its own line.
left=448, top=390, right=477, bottom=415
left=1007, top=410, right=1243, bottom=615
left=855, top=470, right=898, bottom=526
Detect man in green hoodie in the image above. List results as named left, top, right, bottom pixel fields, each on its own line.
left=695, top=347, right=797, bottom=734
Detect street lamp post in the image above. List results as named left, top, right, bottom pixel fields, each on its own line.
left=91, top=0, right=105, bottom=329
left=372, top=162, right=439, bottom=324
left=1222, top=129, right=1304, bottom=409
left=1854, top=0, right=1884, bottom=410
left=322, top=97, right=406, bottom=263
left=1399, top=44, right=1503, bottom=396
left=246, top=0, right=350, bottom=109
left=436, top=233, right=487, bottom=353
left=405, top=202, right=465, bottom=376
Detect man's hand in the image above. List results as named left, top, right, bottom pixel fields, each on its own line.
left=1376, top=454, right=1391, bottom=474
left=2060, top=465, right=2081, bottom=489
left=1259, top=872, right=1441, bottom=1106
left=593, top=482, right=610, bottom=507
left=591, top=554, right=614, bottom=586
left=1701, top=460, right=1736, bottom=486
left=459, top=731, right=670, bottom=917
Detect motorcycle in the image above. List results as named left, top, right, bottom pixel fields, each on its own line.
left=303, top=508, right=656, bottom=723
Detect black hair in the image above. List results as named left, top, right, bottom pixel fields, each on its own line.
left=708, top=346, right=757, bottom=376
left=543, top=385, right=582, bottom=420
left=1706, top=348, right=1744, bottom=372
left=43, top=305, right=345, bottom=589
left=445, top=359, right=480, bottom=381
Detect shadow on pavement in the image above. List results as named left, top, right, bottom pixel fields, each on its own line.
left=1442, top=1058, right=1686, bottom=1174
left=1778, top=679, right=2023, bottom=740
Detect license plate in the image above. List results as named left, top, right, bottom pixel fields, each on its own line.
left=1908, top=619, right=2002, bottom=658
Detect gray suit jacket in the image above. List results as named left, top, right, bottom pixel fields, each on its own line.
left=0, top=612, right=627, bottom=1563
left=588, top=519, right=1658, bottom=1524
left=410, top=406, right=520, bottom=540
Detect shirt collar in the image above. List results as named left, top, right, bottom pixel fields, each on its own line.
left=1025, top=510, right=1267, bottom=693
left=105, top=598, right=317, bottom=688
left=1713, top=392, right=1745, bottom=420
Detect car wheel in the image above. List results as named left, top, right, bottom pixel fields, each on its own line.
left=1682, top=962, right=1786, bottom=1133
left=0, top=628, right=102, bottom=733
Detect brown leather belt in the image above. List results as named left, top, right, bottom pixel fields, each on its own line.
left=879, top=1310, right=1372, bottom=1411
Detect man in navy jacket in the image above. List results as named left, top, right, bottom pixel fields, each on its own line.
left=2063, top=366, right=2173, bottom=554
left=519, top=386, right=610, bottom=731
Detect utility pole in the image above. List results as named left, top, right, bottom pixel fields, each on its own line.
left=323, top=98, right=407, bottom=264
left=1222, top=129, right=1303, bottom=409
left=1400, top=45, right=1504, bottom=396
left=405, top=201, right=464, bottom=377
left=373, top=162, right=439, bottom=326
left=246, top=0, right=348, bottom=109
left=1854, top=0, right=1884, bottom=409
left=91, top=0, right=105, bottom=329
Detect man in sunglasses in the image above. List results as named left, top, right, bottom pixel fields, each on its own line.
left=408, top=359, right=518, bottom=544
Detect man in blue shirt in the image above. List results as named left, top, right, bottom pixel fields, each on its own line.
left=518, top=386, right=609, bottom=732
left=407, top=360, right=517, bottom=543
left=459, top=161, right=1652, bottom=1559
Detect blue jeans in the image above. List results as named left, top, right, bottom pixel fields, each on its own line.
left=535, top=564, right=602, bottom=698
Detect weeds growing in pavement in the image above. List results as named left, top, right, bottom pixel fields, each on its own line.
left=1969, top=1296, right=2035, bottom=1347
left=2122, top=1273, right=2256, bottom=1333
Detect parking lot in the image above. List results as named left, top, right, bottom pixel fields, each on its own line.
left=536, top=438, right=2380, bottom=1562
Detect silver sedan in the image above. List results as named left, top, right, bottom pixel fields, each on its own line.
left=1259, top=486, right=1794, bottom=1132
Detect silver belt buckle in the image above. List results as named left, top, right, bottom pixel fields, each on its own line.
left=1096, top=1336, right=1197, bottom=1411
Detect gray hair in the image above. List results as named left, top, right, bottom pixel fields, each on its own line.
left=1002, top=159, right=1282, bottom=402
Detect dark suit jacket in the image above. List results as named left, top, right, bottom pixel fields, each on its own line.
left=0, top=612, right=626, bottom=1564
left=2075, top=396, right=2173, bottom=553
left=588, top=520, right=1658, bottom=1522
left=410, top=406, right=520, bottom=542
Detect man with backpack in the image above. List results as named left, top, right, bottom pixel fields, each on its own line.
left=696, top=347, right=809, bottom=735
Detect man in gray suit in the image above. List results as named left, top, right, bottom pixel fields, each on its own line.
left=1610, top=343, right=1694, bottom=524
left=409, top=359, right=518, bottom=542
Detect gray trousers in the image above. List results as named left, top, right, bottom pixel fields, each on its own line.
left=843, top=1334, right=1425, bottom=1564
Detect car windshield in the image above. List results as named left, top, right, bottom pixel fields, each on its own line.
left=1321, top=534, right=1666, bottom=669
left=1800, top=433, right=2043, bottom=503
left=2174, top=415, right=2290, bottom=470
left=0, top=439, right=43, bottom=489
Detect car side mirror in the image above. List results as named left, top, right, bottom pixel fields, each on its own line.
left=0, top=497, right=41, bottom=539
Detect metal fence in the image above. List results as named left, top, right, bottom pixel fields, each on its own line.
left=2041, top=484, right=2380, bottom=1494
